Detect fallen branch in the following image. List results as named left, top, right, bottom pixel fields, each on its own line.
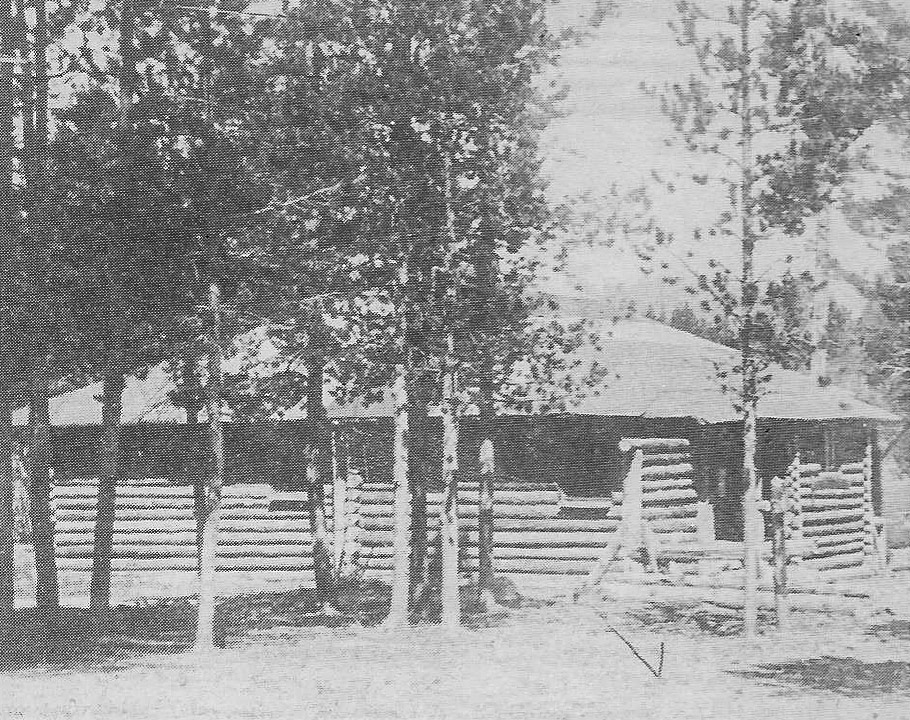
left=597, top=612, right=665, bottom=678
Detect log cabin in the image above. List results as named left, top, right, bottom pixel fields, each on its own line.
left=12, top=319, right=901, bottom=583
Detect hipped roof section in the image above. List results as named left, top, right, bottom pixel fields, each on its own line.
left=12, top=320, right=900, bottom=426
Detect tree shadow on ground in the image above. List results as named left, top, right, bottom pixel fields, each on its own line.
left=0, top=577, right=554, bottom=673
left=733, top=657, right=910, bottom=697
left=630, top=601, right=776, bottom=637
left=0, top=578, right=388, bottom=674
left=0, top=605, right=189, bottom=673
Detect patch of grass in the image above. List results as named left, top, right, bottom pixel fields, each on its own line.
left=734, top=656, right=910, bottom=697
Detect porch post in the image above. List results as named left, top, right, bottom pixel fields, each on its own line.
left=618, top=443, right=644, bottom=540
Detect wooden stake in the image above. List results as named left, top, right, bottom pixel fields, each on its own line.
left=332, top=428, right=346, bottom=571
left=770, top=476, right=788, bottom=631
left=861, top=441, right=884, bottom=571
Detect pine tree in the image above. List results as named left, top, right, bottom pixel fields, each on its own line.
left=638, top=0, right=905, bottom=636
left=211, top=0, right=568, bottom=625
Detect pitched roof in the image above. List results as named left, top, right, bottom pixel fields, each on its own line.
left=12, top=320, right=899, bottom=426
left=564, top=321, right=899, bottom=423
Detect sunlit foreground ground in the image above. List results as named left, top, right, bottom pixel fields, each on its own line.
left=2, top=565, right=910, bottom=720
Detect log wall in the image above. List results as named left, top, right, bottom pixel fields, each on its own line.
left=786, top=458, right=873, bottom=572
left=48, top=437, right=706, bottom=583
left=48, top=439, right=872, bottom=585
left=635, top=439, right=700, bottom=544
left=51, top=478, right=322, bottom=582
left=357, top=437, right=701, bottom=579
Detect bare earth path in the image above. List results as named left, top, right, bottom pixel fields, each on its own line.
left=1, top=591, right=909, bottom=720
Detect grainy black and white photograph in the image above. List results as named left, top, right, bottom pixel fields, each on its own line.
left=0, top=0, right=909, bottom=717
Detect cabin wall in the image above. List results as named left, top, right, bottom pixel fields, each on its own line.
left=39, top=416, right=888, bottom=546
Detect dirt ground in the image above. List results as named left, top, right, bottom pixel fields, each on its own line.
left=2, top=571, right=910, bottom=720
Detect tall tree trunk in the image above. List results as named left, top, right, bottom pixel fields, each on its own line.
left=439, top=353, right=460, bottom=627
left=87, top=0, right=137, bottom=618
left=0, top=398, right=13, bottom=623
left=810, top=207, right=831, bottom=383
left=439, top=151, right=461, bottom=627
left=22, top=0, right=58, bottom=616
left=89, top=362, right=125, bottom=611
left=475, top=202, right=498, bottom=605
left=182, top=356, right=205, bottom=569
left=0, top=0, right=19, bottom=624
left=408, top=382, right=429, bottom=596
left=196, top=282, right=224, bottom=651
left=28, top=357, right=58, bottom=611
left=477, top=432, right=495, bottom=606
left=306, top=359, right=336, bottom=609
left=384, top=364, right=411, bottom=627
left=739, top=0, right=761, bottom=640
left=770, top=475, right=788, bottom=631
left=475, top=306, right=496, bottom=605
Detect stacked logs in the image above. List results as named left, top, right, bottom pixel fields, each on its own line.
left=356, top=480, right=625, bottom=576
left=783, top=455, right=811, bottom=546
left=632, top=438, right=701, bottom=544
left=52, top=478, right=320, bottom=579
left=357, top=438, right=701, bottom=579
left=790, top=462, right=868, bottom=572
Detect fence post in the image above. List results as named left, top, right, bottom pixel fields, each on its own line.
left=696, top=501, right=715, bottom=545
left=862, top=441, right=881, bottom=569
left=620, top=446, right=644, bottom=541
left=785, top=454, right=803, bottom=549
left=770, top=476, right=788, bottom=631
left=331, top=428, right=345, bottom=571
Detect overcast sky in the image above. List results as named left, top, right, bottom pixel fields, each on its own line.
left=537, top=0, right=896, bottom=307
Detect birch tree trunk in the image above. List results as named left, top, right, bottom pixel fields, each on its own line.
left=196, top=282, right=225, bottom=651
left=385, top=364, right=411, bottom=627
